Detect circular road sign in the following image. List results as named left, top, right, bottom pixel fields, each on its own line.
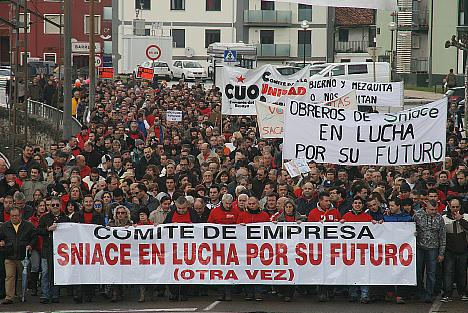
left=95, top=56, right=102, bottom=67
left=146, top=44, right=162, bottom=61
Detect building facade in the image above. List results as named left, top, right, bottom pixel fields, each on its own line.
left=376, top=0, right=462, bottom=84
left=115, top=0, right=331, bottom=72
left=0, top=0, right=113, bottom=69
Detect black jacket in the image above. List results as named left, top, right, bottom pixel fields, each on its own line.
left=37, top=212, right=70, bottom=258
left=71, top=210, right=104, bottom=225
left=0, top=220, right=37, bottom=260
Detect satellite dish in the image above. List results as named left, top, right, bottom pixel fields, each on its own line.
left=185, top=47, right=195, bottom=58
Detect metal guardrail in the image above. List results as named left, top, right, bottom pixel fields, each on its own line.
left=26, top=99, right=82, bottom=136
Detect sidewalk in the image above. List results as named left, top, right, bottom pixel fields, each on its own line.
left=404, top=89, right=445, bottom=100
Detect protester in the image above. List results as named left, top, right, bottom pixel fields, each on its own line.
left=3, top=69, right=466, bottom=306
left=37, top=197, right=70, bottom=303
left=341, top=196, right=372, bottom=303
left=414, top=200, right=446, bottom=303
left=441, top=197, right=468, bottom=302
left=0, top=207, right=37, bottom=304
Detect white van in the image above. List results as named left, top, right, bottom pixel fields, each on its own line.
left=310, top=62, right=390, bottom=82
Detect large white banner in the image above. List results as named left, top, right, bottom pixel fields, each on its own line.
left=54, top=223, right=416, bottom=285
left=308, top=78, right=403, bottom=107
left=273, top=0, right=397, bottom=10
left=221, top=65, right=309, bottom=115
left=255, top=91, right=358, bottom=139
left=283, top=98, right=447, bottom=165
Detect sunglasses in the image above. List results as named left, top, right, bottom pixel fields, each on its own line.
left=51, top=204, right=60, bottom=207
left=117, top=211, right=126, bottom=215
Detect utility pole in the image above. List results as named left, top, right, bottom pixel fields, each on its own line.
left=63, top=0, right=72, bottom=139
left=57, top=0, right=63, bottom=131
left=23, top=0, right=28, bottom=143
left=88, top=0, right=96, bottom=113
left=12, top=1, right=20, bottom=154
left=445, top=35, right=468, bottom=138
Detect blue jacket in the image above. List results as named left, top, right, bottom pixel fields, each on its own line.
left=384, top=212, right=413, bottom=222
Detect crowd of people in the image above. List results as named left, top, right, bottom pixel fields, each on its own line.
left=0, top=75, right=467, bottom=306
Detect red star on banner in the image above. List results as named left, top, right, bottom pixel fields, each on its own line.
left=236, top=75, right=246, bottom=83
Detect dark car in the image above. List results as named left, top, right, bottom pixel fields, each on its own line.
left=445, top=87, right=465, bottom=104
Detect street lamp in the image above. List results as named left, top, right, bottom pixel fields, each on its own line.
left=388, top=21, right=397, bottom=82
left=300, top=20, right=310, bottom=67
left=445, top=35, right=468, bottom=137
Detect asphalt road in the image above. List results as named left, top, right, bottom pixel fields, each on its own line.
left=1, top=288, right=466, bottom=313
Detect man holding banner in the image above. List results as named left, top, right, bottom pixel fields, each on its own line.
left=13, top=47, right=468, bottom=311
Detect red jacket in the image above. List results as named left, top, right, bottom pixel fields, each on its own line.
left=342, top=211, right=373, bottom=222
left=237, top=210, right=270, bottom=224
left=307, top=207, right=341, bottom=222
left=208, top=206, right=239, bottom=224
left=80, top=165, right=91, bottom=179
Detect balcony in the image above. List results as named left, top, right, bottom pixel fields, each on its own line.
left=411, top=57, right=429, bottom=73
left=412, top=10, right=429, bottom=31
left=256, top=44, right=290, bottom=59
left=335, top=41, right=370, bottom=53
left=244, top=10, right=292, bottom=26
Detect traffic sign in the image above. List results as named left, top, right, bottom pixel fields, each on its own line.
left=146, top=44, right=162, bottom=61
left=137, top=66, right=155, bottom=80
left=95, top=56, right=102, bottom=67
left=224, top=49, right=237, bottom=62
left=98, top=67, right=114, bottom=79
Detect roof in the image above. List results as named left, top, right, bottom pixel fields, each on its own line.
left=335, top=8, right=375, bottom=27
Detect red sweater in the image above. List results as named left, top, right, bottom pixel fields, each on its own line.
left=342, top=211, right=373, bottom=222
left=208, top=207, right=239, bottom=224
left=307, top=207, right=341, bottom=222
left=171, top=211, right=192, bottom=223
left=237, top=210, right=270, bottom=224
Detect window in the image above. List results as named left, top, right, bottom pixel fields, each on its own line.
left=260, top=30, right=274, bottom=44
left=172, top=29, right=185, bottom=48
left=338, top=29, right=349, bottom=42
left=19, top=13, right=30, bottom=33
left=298, top=30, right=311, bottom=44
left=104, top=41, right=112, bottom=54
left=205, top=29, right=220, bottom=48
left=44, top=14, right=61, bottom=34
left=103, top=7, right=112, bottom=20
left=171, top=0, right=185, bottom=10
left=206, top=0, right=221, bottom=11
left=261, top=1, right=275, bottom=10
left=20, top=52, right=30, bottom=65
left=84, top=15, right=101, bottom=34
left=43, top=53, right=57, bottom=63
left=135, top=0, right=151, bottom=10
left=412, top=35, right=420, bottom=49
left=348, top=64, right=368, bottom=74
left=331, top=65, right=345, bottom=76
left=174, top=61, right=182, bottom=67
left=298, top=4, right=312, bottom=21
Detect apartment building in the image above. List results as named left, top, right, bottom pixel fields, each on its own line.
left=114, top=0, right=331, bottom=71
left=0, top=0, right=113, bottom=68
left=376, top=0, right=461, bottom=84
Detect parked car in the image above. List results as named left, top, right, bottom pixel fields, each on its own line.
left=284, top=61, right=325, bottom=68
left=133, top=61, right=171, bottom=81
left=171, top=60, right=207, bottom=81
left=445, top=87, right=465, bottom=105
left=310, top=62, right=391, bottom=82
left=0, top=68, right=11, bottom=88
